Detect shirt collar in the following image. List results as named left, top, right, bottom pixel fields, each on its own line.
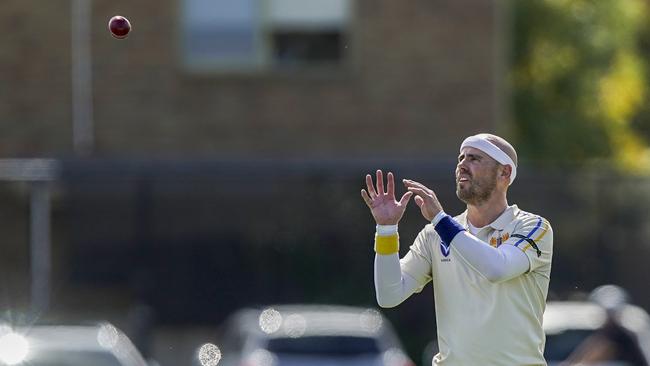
left=457, top=204, right=519, bottom=231
left=489, top=204, right=518, bottom=231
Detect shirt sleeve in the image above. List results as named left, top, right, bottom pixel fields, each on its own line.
left=502, top=215, right=553, bottom=274
left=448, top=231, right=530, bottom=282
left=374, top=228, right=433, bottom=308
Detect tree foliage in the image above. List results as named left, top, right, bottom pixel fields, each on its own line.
left=510, top=0, right=650, bottom=171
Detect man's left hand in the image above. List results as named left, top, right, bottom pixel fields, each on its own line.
left=403, top=179, right=443, bottom=221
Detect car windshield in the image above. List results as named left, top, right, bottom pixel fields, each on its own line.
left=544, top=329, right=594, bottom=361
left=266, top=336, right=380, bottom=356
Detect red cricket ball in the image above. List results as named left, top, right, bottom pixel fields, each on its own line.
left=108, top=15, right=131, bottom=39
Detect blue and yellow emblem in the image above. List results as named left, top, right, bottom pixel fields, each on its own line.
left=490, top=232, right=510, bottom=248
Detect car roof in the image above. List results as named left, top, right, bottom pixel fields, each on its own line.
left=3, top=323, right=149, bottom=366
left=544, top=301, right=650, bottom=335
left=13, top=325, right=105, bottom=351
left=230, top=304, right=393, bottom=338
left=8, top=324, right=121, bottom=351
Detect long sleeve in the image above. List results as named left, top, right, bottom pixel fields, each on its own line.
left=373, top=226, right=432, bottom=308
left=434, top=213, right=549, bottom=283
left=448, top=232, right=529, bottom=282
left=374, top=253, right=423, bottom=308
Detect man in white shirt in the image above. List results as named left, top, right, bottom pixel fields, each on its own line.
left=361, top=133, right=553, bottom=365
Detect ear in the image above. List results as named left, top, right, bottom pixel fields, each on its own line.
left=500, top=165, right=512, bottom=181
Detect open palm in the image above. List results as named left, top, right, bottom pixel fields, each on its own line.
left=361, top=170, right=413, bottom=225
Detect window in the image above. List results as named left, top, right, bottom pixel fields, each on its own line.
left=182, top=0, right=352, bottom=72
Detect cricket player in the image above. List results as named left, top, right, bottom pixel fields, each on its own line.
left=361, top=133, right=553, bottom=365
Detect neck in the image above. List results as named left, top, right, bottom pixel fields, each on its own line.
left=466, top=193, right=508, bottom=228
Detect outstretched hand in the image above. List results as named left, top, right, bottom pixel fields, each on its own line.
left=402, top=179, right=443, bottom=221
left=361, top=170, right=413, bottom=225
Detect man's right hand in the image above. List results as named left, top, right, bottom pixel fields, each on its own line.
left=361, top=170, right=413, bottom=225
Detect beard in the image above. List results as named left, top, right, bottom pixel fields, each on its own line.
left=456, top=167, right=498, bottom=205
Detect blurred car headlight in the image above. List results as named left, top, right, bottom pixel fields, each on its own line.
left=0, top=332, right=28, bottom=365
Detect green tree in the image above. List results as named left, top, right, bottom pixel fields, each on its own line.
left=509, top=0, right=650, bottom=171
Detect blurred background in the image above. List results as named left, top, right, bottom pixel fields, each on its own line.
left=2, top=0, right=650, bottom=365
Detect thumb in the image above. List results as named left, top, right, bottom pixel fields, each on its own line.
left=415, top=195, right=424, bottom=207
left=399, top=191, right=414, bottom=206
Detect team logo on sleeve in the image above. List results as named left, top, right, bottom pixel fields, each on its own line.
left=439, top=241, right=451, bottom=258
left=513, top=216, right=547, bottom=257
left=512, top=234, right=542, bottom=257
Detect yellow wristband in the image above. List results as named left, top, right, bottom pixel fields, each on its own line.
left=374, top=234, right=399, bottom=255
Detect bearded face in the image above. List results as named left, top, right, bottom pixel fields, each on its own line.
left=456, top=163, right=499, bottom=205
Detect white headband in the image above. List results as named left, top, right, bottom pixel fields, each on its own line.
left=460, top=135, right=517, bottom=185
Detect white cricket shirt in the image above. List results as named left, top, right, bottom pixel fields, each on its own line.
left=401, top=204, right=553, bottom=365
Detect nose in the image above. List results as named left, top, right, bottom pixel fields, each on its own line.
left=457, top=159, right=469, bottom=173
left=456, top=166, right=467, bottom=180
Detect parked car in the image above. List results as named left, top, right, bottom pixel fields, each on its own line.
left=0, top=323, right=152, bottom=366
left=194, top=304, right=415, bottom=366
left=544, top=300, right=650, bottom=365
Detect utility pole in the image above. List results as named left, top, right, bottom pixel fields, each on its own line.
left=71, top=0, right=94, bottom=156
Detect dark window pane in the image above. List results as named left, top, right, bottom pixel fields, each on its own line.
left=272, top=32, right=343, bottom=65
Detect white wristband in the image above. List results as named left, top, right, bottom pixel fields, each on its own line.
left=431, top=211, right=448, bottom=226
left=376, top=224, right=398, bottom=236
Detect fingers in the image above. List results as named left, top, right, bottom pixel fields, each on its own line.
left=376, top=170, right=385, bottom=195
left=361, top=189, right=372, bottom=207
left=406, top=186, right=430, bottom=198
left=403, top=179, right=432, bottom=194
left=399, top=191, right=413, bottom=206
left=364, top=170, right=407, bottom=204
left=387, top=172, right=395, bottom=199
left=415, top=195, right=424, bottom=207
left=365, top=174, right=378, bottom=198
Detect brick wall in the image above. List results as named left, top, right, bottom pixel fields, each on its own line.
left=0, top=0, right=500, bottom=158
